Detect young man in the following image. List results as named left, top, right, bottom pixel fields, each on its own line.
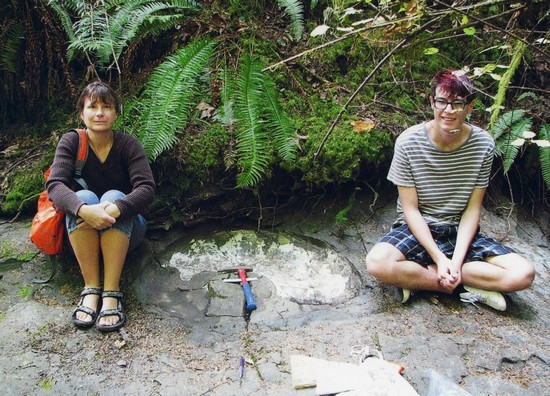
left=365, top=69, right=535, bottom=310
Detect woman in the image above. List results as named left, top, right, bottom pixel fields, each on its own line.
left=365, top=69, right=534, bottom=310
left=47, top=81, right=155, bottom=331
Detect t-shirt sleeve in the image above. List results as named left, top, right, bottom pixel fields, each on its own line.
left=475, top=139, right=494, bottom=188
left=387, top=137, right=415, bottom=187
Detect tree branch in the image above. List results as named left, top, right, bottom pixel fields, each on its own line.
left=431, top=0, right=550, bottom=60
left=313, top=16, right=443, bottom=161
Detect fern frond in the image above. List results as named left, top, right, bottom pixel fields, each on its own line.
left=261, top=74, right=298, bottom=162
left=50, top=0, right=199, bottom=66
left=0, top=22, right=24, bottom=73
left=493, top=110, right=532, bottom=173
left=136, top=38, right=216, bottom=160
left=491, top=109, right=526, bottom=145
left=108, top=1, right=198, bottom=62
left=234, top=54, right=272, bottom=188
left=538, top=124, right=550, bottom=191
left=43, top=0, right=81, bottom=59
left=214, top=65, right=237, bottom=126
left=277, top=0, right=304, bottom=41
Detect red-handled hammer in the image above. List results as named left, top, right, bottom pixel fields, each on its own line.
left=219, top=267, right=257, bottom=311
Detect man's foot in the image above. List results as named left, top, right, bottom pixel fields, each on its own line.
left=459, top=286, right=506, bottom=311
left=96, top=290, right=126, bottom=332
left=72, top=287, right=102, bottom=328
left=398, top=288, right=413, bottom=304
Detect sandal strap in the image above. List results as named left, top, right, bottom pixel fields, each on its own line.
left=98, top=308, right=124, bottom=319
left=102, top=290, right=123, bottom=299
left=80, top=287, right=103, bottom=297
left=73, top=305, right=96, bottom=317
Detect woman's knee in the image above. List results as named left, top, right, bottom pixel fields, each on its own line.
left=76, top=189, right=99, bottom=205
left=101, top=189, right=125, bottom=202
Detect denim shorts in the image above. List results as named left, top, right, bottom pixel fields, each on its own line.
left=66, top=189, right=147, bottom=252
left=379, top=223, right=515, bottom=266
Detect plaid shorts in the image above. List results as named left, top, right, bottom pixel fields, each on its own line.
left=379, top=223, right=515, bottom=266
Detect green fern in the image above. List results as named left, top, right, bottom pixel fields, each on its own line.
left=45, top=0, right=198, bottom=68
left=214, top=65, right=237, bottom=127
left=492, top=109, right=532, bottom=173
left=277, top=0, right=304, bottom=41
left=261, top=76, right=297, bottom=162
left=234, top=54, right=273, bottom=188
left=135, top=38, right=216, bottom=160
left=0, top=22, right=24, bottom=73
left=539, top=124, right=550, bottom=191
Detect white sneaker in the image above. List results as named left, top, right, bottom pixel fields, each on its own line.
left=459, top=286, right=507, bottom=311
left=398, top=288, right=412, bottom=304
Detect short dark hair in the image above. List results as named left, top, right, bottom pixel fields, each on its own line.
left=430, top=69, right=475, bottom=103
left=77, top=80, right=120, bottom=113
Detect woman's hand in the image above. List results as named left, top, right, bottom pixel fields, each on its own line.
left=76, top=202, right=116, bottom=230
left=103, top=202, right=121, bottom=218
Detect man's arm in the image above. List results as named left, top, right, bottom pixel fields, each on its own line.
left=398, top=185, right=458, bottom=290
left=452, top=187, right=486, bottom=265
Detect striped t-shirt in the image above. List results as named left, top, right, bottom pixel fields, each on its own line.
left=388, top=122, right=494, bottom=226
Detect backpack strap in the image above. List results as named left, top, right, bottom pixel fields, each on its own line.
left=69, top=128, right=89, bottom=190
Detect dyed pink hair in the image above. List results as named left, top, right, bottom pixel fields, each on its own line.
left=430, top=69, right=475, bottom=102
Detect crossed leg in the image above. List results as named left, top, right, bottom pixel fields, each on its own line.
left=366, top=242, right=535, bottom=293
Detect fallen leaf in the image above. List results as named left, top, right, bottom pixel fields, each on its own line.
left=310, top=25, right=330, bottom=37
left=196, top=102, right=215, bottom=119
left=114, top=340, right=126, bottom=349
left=351, top=118, right=375, bottom=133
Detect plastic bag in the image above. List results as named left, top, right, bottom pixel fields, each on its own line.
left=425, top=370, right=473, bottom=396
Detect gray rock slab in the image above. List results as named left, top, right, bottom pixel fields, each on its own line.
left=1, top=193, right=549, bottom=395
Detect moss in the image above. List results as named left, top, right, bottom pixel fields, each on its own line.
left=1, top=167, right=46, bottom=216
left=182, top=123, right=231, bottom=180
left=290, top=104, right=392, bottom=185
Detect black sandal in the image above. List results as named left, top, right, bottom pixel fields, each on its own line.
left=95, top=290, right=126, bottom=332
left=72, top=287, right=102, bottom=329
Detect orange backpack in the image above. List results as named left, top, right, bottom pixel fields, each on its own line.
left=30, top=129, right=88, bottom=254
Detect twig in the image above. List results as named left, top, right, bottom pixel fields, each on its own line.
left=313, top=16, right=443, bottom=161
left=432, top=0, right=550, bottom=60
left=9, top=192, right=41, bottom=223
left=262, top=16, right=420, bottom=72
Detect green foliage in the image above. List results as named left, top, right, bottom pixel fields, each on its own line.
left=18, top=286, right=33, bottom=299
left=489, top=40, right=527, bottom=130
left=492, top=109, right=532, bottom=174
left=220, top=54, right=298, bottom=188
left=289, top=95, right=391, bottom=185
left=181, top=123, right=230, bottom=181
left=491, top=101, right=550, bottom=191
left=128, top=38, right=216, bottom=160
left=335, top=188, right=357, bottom=224
left=537, top=124, right=550, bottom=191
left=45, top=0, right=199, bottom=70
left=277, top=0, right=305, bottom=41
left=0, top=21, right=24, bottom=73
left=261, top=73, right=298, bottom=163
left=233, top=55, right=276, bottom=187
left=0, top=241, right=35, bottom=262
left=1, top=168, right=45, bottom=216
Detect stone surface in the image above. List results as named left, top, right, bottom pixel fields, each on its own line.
left=0, top=191, right=549, bottom=395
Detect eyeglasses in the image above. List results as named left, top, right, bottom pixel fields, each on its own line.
left=433, top=98, right=467, bottom=110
